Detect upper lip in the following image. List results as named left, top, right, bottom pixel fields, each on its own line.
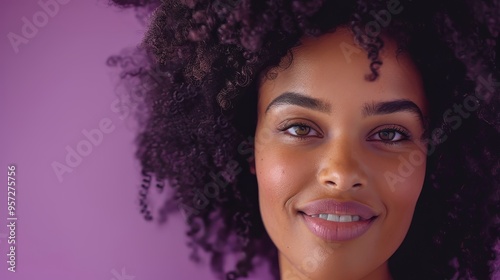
left=298, top=199, right=378, bottom=220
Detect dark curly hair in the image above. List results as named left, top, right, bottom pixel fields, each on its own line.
left=107, top=0, right=500, bottom=279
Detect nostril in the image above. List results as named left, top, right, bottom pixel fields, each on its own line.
left=326, top=181, right=337, bottom=186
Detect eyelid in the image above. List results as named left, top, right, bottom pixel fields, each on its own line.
left=277, top=119, right=323, bottom=138
left=277, top=121, right=412, bottom=144
left=278, top=119, right=319, bottom=131
left=366, top=125, right=412, bottom=144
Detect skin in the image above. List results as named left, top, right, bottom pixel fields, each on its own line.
left=250, top=28, right=429, bottom=280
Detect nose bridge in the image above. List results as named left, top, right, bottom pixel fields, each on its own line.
left=317, top=133, right=367, bottom=190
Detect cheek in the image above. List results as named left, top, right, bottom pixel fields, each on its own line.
left=254, top=144, right=310, bottom=239
left=382, top=150, right=427, bottom=207
left=373, top=150, right=427, bottom=241
left=255, top=151, right=304, bottom=204
left=255, top=154, right=289, bottom=205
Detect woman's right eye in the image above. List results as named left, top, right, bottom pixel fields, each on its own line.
left=282, top=123, right=320, bottom=138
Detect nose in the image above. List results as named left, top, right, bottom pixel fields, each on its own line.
left=317, top=135, right=368, bottom=191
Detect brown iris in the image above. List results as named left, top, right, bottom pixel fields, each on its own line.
left=378, top=130, right=396, bottom=141
left=292, top=125, right=310, bottom=136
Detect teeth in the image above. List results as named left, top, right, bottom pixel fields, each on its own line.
left=311, top=214, right=361, bottom=222
left=328, top=214, right=340, bottom=222
left=339, top=215, right=351, bottom=222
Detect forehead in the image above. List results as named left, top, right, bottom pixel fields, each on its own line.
left=257, top=28, right=427, bottom=116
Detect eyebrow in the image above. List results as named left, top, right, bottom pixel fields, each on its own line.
left=265, top=92, right=331, bottom=114
left=265, top=91, right=425, bottom=126
left=362, top=99, right=424, bottom=125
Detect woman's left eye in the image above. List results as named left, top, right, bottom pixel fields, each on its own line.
left=368, top=126, right=411, bottom=144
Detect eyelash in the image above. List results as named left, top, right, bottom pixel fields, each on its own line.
left=279, top=123, right=411, bottom=145
left=368, top=125, right=412, bottom=145
left=279, top=122, right=319, bottom=141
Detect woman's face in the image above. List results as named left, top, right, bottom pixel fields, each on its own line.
left=252, top=28, right=428, bottom=280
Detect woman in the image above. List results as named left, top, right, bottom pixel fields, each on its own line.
left=108, top=0, right=500, bottom=279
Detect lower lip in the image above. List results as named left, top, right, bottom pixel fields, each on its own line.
left=300, top=213, right=376, bottom=242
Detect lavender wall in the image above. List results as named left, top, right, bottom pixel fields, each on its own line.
left=0, top=1, right=268, bottom=279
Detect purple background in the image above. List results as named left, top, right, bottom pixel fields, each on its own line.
left=0, top=1, right=269, bottom=279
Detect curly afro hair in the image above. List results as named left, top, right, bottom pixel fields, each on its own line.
left=107, top=0, right=500, bottom=279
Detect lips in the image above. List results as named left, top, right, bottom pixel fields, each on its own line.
left=299, top=199, right=378, bottom=220
left=298, top=199, right=379, bottom=242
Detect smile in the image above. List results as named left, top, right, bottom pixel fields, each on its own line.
left=298, top=199, right=379, bottom=242
left=300, top=213, right=377, bottom=242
